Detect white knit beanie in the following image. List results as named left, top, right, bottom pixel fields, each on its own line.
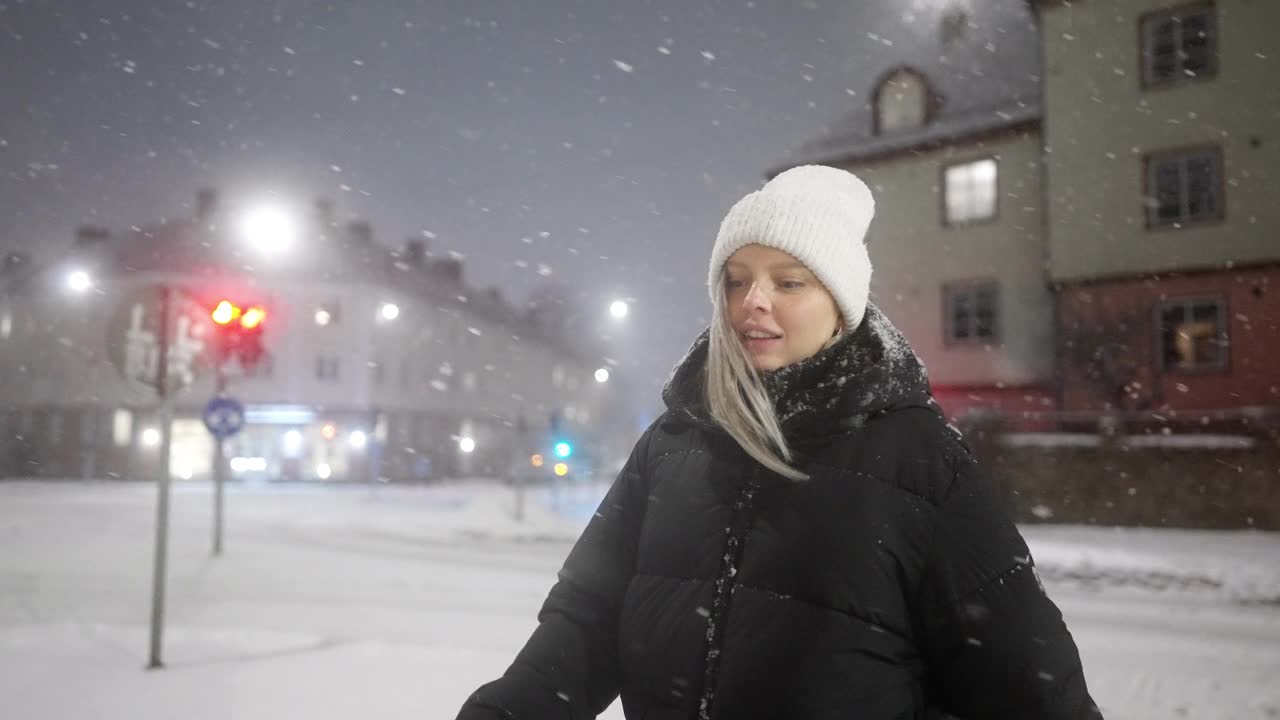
left=708, top=165, right=876, bottom=331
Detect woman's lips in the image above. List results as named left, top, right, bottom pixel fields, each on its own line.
left=743, top=335, right=782, bottom=353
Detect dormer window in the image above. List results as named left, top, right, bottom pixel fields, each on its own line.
left=874, top=68, right=931, bottom=135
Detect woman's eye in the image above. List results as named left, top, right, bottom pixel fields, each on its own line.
left=780, top=280, right=805, bottom=289
left=725, top=279, right=744, bottom=289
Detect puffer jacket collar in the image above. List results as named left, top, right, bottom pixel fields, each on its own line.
left=660, top=303, right=941, bottom=453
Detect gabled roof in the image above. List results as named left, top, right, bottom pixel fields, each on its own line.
left=770, top=101, right=1040, bottom=176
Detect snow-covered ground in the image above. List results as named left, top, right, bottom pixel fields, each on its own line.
left=1, top=479, right=1277, bottom=719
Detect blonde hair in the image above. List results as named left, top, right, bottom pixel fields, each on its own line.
left=703, top=274, right=809, bottom=481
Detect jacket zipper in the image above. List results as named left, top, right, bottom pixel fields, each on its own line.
left=694, top=478, right=757, bottom=720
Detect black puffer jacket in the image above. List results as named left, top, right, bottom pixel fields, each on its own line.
left=459, top=305, right=1102, bottom=720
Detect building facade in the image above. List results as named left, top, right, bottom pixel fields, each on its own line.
left=774, top=0, right=1279, bottom=432
left=1039, top=0, right=1280, bottom=427
left=0, top=194, right=619, bottom=482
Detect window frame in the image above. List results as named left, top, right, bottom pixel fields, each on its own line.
left=941, top=156, right=1000, bottom=227
left=1154, top=295, right=1229, bottom=374
left=315, top=355, right=340, bottom=382
left=942, top=280, right=1002, bottom=346
left=1139, top=1, right=1218, bottom=90
left=872, top=66, right=934, bottom=136
left=1142, top=144, right=1225, bottom=230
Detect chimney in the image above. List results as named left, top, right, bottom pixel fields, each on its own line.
left=404, top=239, right=427, bottom=269
left=75, top=225, right=110, bottom=248
left=195, top=188, right=218, bottom=222
left=314, top=198, right=335, bottom=231
left=431, top=257, right=463, bottom=285
left=346, top=220, right=373, bottom=246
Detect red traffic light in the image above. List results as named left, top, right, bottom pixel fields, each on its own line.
left=211, top=300, right=240, bottom=325
left=240, top=306, right=266, bottom=330
left=209, top=298, right=267, bottom=368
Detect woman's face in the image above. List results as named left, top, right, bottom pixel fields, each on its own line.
left=723, top=244, right=842, bottom=372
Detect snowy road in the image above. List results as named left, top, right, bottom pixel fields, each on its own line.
left=1, top=481, right=1277, bottom=719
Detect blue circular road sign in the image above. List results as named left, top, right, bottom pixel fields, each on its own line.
left=203, top=397, right=246, bottom=439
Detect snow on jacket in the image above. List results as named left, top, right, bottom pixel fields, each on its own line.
left=458, top=304, right=1102, bottom=720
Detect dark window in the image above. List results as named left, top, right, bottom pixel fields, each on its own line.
left=946, top=283, right=1000, bottom=344
left=315, top=355, right=340, bottom=381
left=1147, top=149, right=1221, bottom=227
left=1141, top=3, right=1216, bottom=87
left=1159, top=298, right=1227, bottom=371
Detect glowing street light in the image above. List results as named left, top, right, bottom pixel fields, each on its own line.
left=348, top=430, right=368, bottom=450
left=609, top=299, right=629, bottom=319
left=458, top=436, right=476, bottom=453
left=141, top=427, right=161, bottom=447
left=239, top=205, right=298, bottom=255
left=66, top=270, right=92, bottom=294
left=379, top=302, right=400, bottom=322
left=314, top=308, right=331, bottom=326
left=594, top=367, right=610, bottom=383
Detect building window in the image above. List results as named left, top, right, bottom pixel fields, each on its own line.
left=945, top=283, right=1000, bottom=344
left=1159, top=298, right=1227, bottom=371
left=243, top=353, right=274, bottom=378
left=48, top=411, right=63, bottom=447
left=112, top=409, right=132, bottom=447
left=943, top=158, right=998, bottom=225
left=316, top=356, right=340, bottom=381
left=1141, top=3, right=1216, bottom=88
left=1146, top=148, right=1222, bottom=227
left=80, top=408, right=99, bottom=446
left=874, top=67, right=930, bottom=135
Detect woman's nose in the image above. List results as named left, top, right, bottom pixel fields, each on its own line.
left=742, top=282, right=771, bottom=312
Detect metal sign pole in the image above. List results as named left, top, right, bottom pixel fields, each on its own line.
left=147, top=285, right=173, bottom=670
left=212, top=366, right=227, bottom=556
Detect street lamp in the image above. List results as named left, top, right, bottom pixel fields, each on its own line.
left=459, top=436, right=476, bottom=453
left=594, top=367, right=610, bottom=383
left=65, top=270, right=92, bottom=294
left=609, top=299, right=629, bottom=319
left=379, top=302, right=400, bottom=322
left=239, top=205, right=298, bottom=255
left=348, top=430, right=368, bottom=450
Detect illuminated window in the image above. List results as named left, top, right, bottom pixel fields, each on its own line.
left=112, top=409, right=132, bottom=448
left=1159, top=298, right=1227, bottom=371
left=943, top=158, right=998, bottom=225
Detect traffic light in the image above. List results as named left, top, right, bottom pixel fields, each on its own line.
left=210, top=299, right=267, bottom=368
left=553, top=441, right=573, bottom=459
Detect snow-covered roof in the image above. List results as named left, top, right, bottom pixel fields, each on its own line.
left=771, top=101, right=1041, bottom=175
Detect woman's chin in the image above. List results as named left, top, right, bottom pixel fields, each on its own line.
left=749, top=355, right=784, bottom=372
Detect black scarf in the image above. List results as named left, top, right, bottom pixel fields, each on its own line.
left=661, top=304, right=939, bottom=451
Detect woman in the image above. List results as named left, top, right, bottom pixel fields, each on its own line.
left=458, top=166, right=1102, bottom=719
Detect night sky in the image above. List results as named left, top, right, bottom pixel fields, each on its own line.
left=1, top=0, right=1039, bottom=412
